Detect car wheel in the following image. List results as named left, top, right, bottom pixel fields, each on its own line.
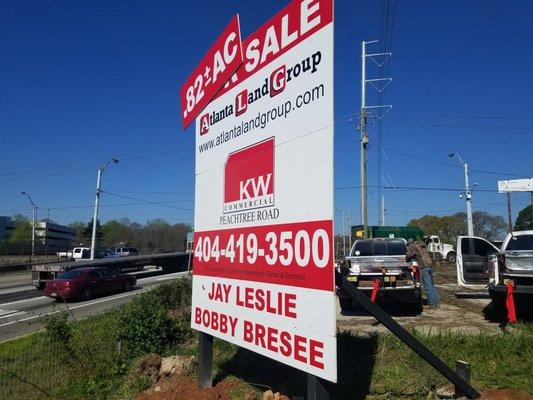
left=490, top=299, right=507, bottom=321
left=124, top=280, right=133, bottom=292
left=446, top=252, right=456, bottom=263
left=81, top=288, right=93, bottom=302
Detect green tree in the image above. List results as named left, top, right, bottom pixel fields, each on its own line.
left=82, top=220, right=103, bottom=245
left=472, top=211, right=507, bottom=239
left=68, top=221, right=86, bottom=245
left=514, top=205, right=533, bottom=231
left=4, top=218, right=32, bottom=254
left=102, top=219, right=136, bottom=247
left=408, top=214, right=465, bottom=243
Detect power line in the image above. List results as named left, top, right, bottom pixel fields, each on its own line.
left=377, top=145, right=531, bottom=177
left=335, top=184, right=500, bottom=192
left=102, top=191, right=194, bottom=211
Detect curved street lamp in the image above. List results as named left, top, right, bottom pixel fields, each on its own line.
left=21, top=192, right=38, bottom=259
left=90, top=158, right=119, bottom=259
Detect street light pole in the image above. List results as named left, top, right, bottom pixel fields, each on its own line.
left=449, top=153, right=474, bottom=236
left=21, top=192, right=38, bottom=260
left=90, top=158, right=118, bottom=260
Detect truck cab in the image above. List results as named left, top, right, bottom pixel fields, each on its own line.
left=427, top=235, right=456, bottom=263
left=456, top=231, right=533, bottom=315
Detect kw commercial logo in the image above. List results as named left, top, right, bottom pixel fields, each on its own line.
left=199, top=51, right=322, bottom=135
left=223, top=138, right=274, bottom=214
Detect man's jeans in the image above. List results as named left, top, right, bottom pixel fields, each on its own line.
left=421, top=266, right=439, bottom=306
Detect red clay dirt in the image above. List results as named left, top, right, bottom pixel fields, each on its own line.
left=135, top=375, right=267, bottom=400
left=480, top=389, right=533, bottom=400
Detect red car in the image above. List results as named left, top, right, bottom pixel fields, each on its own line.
left=44, top=267, right=136, bottom=301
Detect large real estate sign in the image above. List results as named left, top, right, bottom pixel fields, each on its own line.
left=189, top=0, right=336, bottom=382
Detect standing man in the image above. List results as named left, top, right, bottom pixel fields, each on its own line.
left=406, top=238, right=439, bottom=308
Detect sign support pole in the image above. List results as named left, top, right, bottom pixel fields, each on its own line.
left=307, top=374, right=330, bottom=400
left=198, top=332, right=213, bottom=389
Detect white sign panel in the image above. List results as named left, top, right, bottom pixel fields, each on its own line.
left=191, top=0, right=336, bottom=382
left=498, top=178, right=533, bottom=193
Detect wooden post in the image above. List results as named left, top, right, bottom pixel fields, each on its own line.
left=307, top=374, right=329, bottom=400
left=198, top=332, right=213, bottom=389
left=455, top=360, right=471, bottom=399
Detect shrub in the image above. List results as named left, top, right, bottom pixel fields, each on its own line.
left=117, top=294, right=188, bottom=357
left=45, top=312, right=72, bottom=344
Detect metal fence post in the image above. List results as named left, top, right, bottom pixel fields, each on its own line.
left=198, top=332, right=213, bottom=389
left=455, top=360, right=471, bottom=398
left=307, top=373, right=330, bottom=400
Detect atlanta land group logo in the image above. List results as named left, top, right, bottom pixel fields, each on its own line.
left=223, top=138, right=275, bottom=215
left=199, top=51, right=322, bottom=136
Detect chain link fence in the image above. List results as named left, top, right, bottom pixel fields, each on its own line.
left=0, top=276, right=192, bottom=400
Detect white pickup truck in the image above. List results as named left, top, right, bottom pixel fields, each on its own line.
left=427, top=235, right=456, bottom=263
left=57, top=247, right=91, bottom=261
left=456, top=230, right=533, bottom=316
left=339, top=238, right=423, bottom=314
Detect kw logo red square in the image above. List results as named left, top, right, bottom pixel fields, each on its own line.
left=224, top=138, right=275, bottom=213
left=200, top=113, right=210, bottom=135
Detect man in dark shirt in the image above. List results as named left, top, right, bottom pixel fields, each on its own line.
left=406, top=239, right=439, bottom=307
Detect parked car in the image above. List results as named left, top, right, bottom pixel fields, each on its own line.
left=339, top=238, right=423, bottom=313
left=43, top=267, right=136, bottom=301
left=109, top=247, right=139, bottom=257
left=456, top=230, right=533, bottom=316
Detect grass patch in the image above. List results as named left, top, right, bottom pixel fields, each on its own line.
left=0, top=276, right=193, bottom=400
left=213, top=325, right=532, bottom=399
left=1, top=273, right=531, bottom=400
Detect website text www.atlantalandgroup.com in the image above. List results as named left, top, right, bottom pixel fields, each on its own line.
left=198, top=84, right=326, bottom=154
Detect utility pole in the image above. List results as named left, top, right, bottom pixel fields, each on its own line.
left=91, top=158, right=119, bottom=260
left=360, top=41, right=369, bottom=238
left=21, top=192, right=37, bottom=260
left=506, top=193, right=513, bottom=232
left=342, top=210, right=346, bottom=256
left=348, top=210, right=352, bottom=252
left=449, top=153, right=475, bottom=236
left=380, top=196, right=386, bottom=226
left=360, top=40, right=391, bottom=238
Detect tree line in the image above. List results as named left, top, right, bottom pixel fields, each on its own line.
left=68, top=218, right=192, bottom=253
left=1, top=216, right=192, bottom=255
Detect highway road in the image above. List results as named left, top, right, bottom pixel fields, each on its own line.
left=0, top=269, right=189, bottom=342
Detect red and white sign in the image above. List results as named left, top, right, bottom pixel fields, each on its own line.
left=191, top=0, right=336, bottom=382
left=180, top=15, right=243, bottom=129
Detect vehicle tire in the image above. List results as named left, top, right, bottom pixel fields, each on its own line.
left=446, top=252, right=457, bottom=263
left=80, top=288, right=93, bottom=302
left=490, top=299, right=507, bottom=321
left=36, top=282, right=46, bottom=290
left=137, top=266, right=144, bottom=272
left=124, top=280, right=133, bottom=292
left=339, top=297, right=353, bottom=313
left=412, top=288, right=423, bottom=315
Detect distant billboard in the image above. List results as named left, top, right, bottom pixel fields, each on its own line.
left=498, top=178, right=533, bottom=193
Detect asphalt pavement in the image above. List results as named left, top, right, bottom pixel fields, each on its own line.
left=0, top=270, right=189, bottom=342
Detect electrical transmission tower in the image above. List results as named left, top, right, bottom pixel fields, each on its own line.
left=359, top=40, right=391, bottom=237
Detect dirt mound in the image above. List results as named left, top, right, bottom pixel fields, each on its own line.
left=480, top=388, right=533, bottom=400
left=135, top=375, right=263, bottom=400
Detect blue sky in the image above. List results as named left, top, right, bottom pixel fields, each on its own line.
left=1, top=0, right=532, bottom=232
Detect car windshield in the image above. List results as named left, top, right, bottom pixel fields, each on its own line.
left=57, top=270, right=85, bottom=279
left=505, top=235, right=533, bottom=251
left=352, top=240, right=406, bottom=256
